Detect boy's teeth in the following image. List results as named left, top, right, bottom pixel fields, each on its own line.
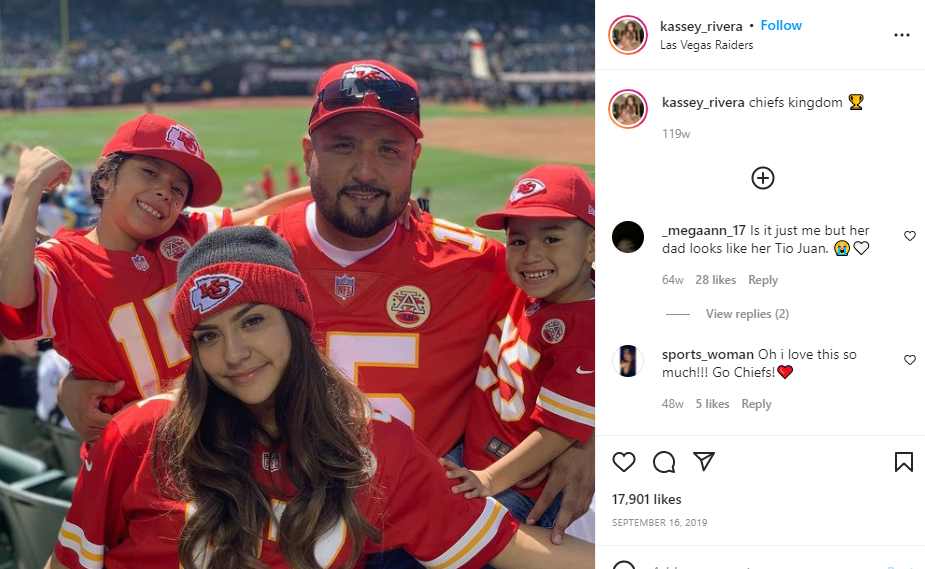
left=137, top=200, right=163, bottom=219
left=524, top=270, right=553, bottom=280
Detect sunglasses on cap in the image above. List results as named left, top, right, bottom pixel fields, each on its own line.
left=311, top=76, right=420, bottom=119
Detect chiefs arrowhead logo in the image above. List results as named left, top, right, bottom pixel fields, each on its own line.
left=165, top=124, right=203, bottom=158
left=343, top=63, right=395, bottom=82
left=190, top=274, right=244, bottom=314
left=509, top=178, right=546, bottom=203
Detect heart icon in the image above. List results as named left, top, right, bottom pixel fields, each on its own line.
left=853, top=241, right=869, bottom=255
left=905, top=355, right=917, bottom=365
left=612, top=452, right=636, bottom=472
left=905, top=231, right=917, bottom=241
left=777, top=364, right=794, bottom=379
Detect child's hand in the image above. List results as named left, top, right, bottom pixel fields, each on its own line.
left=398, top=197, right=424, bottom=230
left=16, top=147, right=71, bottom=196
left=439, top=458, right=493, bottom=499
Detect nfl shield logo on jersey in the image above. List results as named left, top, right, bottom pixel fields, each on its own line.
left=262, top=451, right=280, bottom=472
left=190, top=274, right=244, bottom=314
left=334, top=274, right=356, bottom=301
left=131, top=254, right=150, bottom=272
left=525, top=300, right=543, bottom=317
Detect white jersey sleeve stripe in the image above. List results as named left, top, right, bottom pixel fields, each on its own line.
left=206, top=209, right=221, bottom=232
left=418, top=498, right=507, bottom=569
left=58, top=520, right=104, bottom=569
left=536, top=387, right=595, bottom=427
left=36, top=258, right=58, bottom=339
left=254, top=215, right=269, bottom=226
left=184, top=206, right=227, bottom=233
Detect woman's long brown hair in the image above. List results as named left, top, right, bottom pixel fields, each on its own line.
left=156, top=310, right=379, bottom=569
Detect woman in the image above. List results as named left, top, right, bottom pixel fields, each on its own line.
left=48, top=226, right=593, bottom=569
left=620, top=345, right=636, bottom=377
left=617, top=23, right=641, bottom=52
left=0, top=114, right=307, bottom=440
left=618, top=28, right=640, bottom=52
left=616, top=97, right=642, bottom=127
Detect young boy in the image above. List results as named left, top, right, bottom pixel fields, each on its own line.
left=443, top=164, right=595, bottom=528
left=0, top=114, right=308, bottom=441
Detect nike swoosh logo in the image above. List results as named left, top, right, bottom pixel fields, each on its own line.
left=84, top=459, right=93, bottom=472
left=576, top=367, right=594, bottom=375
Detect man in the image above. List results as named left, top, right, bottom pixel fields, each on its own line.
left=260, top=60, right=593, bottom=548
left=59, top=60, right=593, bottom=547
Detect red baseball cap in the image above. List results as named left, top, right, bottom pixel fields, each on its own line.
left=100, top=114, right=223, bottom=207
left=308, top=60, right=423, bottom=139
left=476, top=165, right=595, bottom=230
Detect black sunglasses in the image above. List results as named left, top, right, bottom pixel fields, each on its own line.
left=311, top=76, right=420, bottom=121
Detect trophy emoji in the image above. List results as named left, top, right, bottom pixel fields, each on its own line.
left=848, top=93, right=864, bottom=110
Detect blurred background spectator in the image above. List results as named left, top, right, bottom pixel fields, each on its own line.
left=0, top=334, right=39, bottom=410
left=36, top=340, right=74, bottom=429
left=0, top=0, right=592, bottom=110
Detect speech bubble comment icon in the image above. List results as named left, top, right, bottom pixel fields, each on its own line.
left=653, top=451, right=676, bottom=473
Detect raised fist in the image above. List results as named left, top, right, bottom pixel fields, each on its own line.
left=15, top=146, right=72, bottom=196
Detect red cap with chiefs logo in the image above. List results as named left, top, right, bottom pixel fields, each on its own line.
left=308, top=59, right=423, bottom=139
left=101, top=113, right=223, bottom=207
left=476, top=164, right=595, bottom=230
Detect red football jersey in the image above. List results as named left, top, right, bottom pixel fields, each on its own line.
left=464, top=290, right=595, bottom=500
left=55, top=396, right=519, bottom=569
left=261, top=203, right=515, bottom=456
left=0, top=210, right=226, bottom=413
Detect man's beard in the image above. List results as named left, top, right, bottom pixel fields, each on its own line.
left=316, top=182, right=406, bottom=238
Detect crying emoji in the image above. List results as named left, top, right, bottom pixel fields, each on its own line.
left=834, top=240, right=850, bottom=256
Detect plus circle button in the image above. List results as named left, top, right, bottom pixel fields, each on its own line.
left=751, top=166, right=775, bottom=189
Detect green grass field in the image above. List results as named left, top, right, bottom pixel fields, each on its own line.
left=1, top=102, right=593, bottom=229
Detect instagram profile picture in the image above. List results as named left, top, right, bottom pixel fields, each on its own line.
left=612, top=345, right=644, bottom=378
left=610, top=90, right=647, bottom=129
left=609, top=15, right=647, bottom=55
left=612, top=220, right=644, bottom=253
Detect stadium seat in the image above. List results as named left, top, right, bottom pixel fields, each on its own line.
left=47, top=427, right=82, bottom=478
left=0, top=408, right=38, bottom=451
left=0, top=471, right=70, bottom=569
left=0, top=446, right=54, bottom=569
left=51, top=478, right=76, bottom=502
left=0, top=479, right=70, bottom=569
left=0, top=447, right=46, bottom=485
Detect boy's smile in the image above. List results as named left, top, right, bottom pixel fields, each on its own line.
left=505, top=217, right=595, bottom=304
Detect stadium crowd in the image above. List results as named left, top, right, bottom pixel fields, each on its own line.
left=0, top=0, right=592, bottom=110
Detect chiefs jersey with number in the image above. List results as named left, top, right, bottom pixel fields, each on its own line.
left=0, top=210, right=225, bottom=414
left=464, top=290, right=595, bottom=500
left=55, top=396, right=519, bottom=569
left=261, top=202, right=515, bottom=456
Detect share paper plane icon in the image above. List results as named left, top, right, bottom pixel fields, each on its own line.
left=693, top=452, right=715, bottom=472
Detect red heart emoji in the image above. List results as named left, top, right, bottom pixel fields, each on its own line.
left=777, top=365, right=793, bottom=379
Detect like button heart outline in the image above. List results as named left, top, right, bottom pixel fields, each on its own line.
left=612, top=452, right=636, bottom=472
